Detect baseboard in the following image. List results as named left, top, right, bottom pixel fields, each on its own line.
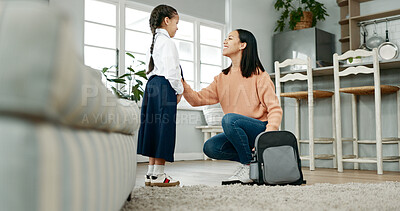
left=137, top=153, right=204, bottom=163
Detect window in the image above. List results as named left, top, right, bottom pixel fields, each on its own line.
left=199, top=24, right=223, bottom=88
left=124, top=6, right=151, bottom=87
left=84, top=0, right=118, bottom=72
left=173, top=20, right=195, bottom=88
left=84, top=0, right=225, bottom=105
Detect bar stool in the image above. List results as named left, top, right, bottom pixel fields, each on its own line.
left=333, top=48, right=400, bottom=175
left=275, top=57, right=336, bottom=171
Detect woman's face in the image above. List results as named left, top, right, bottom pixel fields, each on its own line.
left=163, top=14, right=179, bottom=38
left=222, top=30, right=245, bottom=57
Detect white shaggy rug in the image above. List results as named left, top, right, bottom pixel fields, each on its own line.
left=121, top=182, right=400, bottom=211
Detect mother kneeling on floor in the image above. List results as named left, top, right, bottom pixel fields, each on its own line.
left=182, top=29, right=283, bottom=185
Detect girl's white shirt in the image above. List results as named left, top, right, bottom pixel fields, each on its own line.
left=146, top=28, right=183, bottom=95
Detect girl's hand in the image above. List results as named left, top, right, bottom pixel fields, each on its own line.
left=177, top=94, right=182, bottom=104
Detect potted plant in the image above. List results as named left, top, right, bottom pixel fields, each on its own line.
left=102, top=52, right=148, bottom=103
left=274, top=0, right=329, bottom=32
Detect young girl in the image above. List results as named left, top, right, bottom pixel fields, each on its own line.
left=137, top=4, right=183, bottom=187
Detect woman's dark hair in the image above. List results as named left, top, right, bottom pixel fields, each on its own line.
left=222, top=29, right=265, bottom=78
left=147, top=5, right=178, bottom=74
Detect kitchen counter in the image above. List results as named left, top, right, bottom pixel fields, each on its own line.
left=269, top=58, right=400, bottom=78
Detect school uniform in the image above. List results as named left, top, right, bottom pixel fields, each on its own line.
left=137, top=28, right=183, bottom=162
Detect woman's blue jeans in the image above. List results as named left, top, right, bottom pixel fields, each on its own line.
left=203, top=113, right=268, bottom=164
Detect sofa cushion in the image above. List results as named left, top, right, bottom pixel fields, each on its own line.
left=0, top=1, right=139, bottom=135
left=0, top=116, right=137, bottom=211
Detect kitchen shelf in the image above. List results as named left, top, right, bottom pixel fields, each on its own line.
left=337, top=0, right=348, bottom=7
left=335, top=0, right=400, bottom=53
left=337, top=0, right=371, bottom=7
left=339, top=19, right=350, bottom=25
left=339, top=36, right=350, bottom=43
left=352, top=8, right=400, bottom=22
left=339, top=9, right=400, bottom=27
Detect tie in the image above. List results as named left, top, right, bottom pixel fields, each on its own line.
left=180, top=65, right=185, bottom=81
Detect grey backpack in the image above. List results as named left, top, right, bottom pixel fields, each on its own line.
left=250, top=131, right=304, bottom=185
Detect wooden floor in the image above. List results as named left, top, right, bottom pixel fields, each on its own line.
left=135, top=160, right=400, bottom=187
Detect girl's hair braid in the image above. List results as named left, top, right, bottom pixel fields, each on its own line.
left=147, top=4, right=178, bottom=74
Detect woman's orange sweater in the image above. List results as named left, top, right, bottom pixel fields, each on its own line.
left=182, top=69, right=283, bottom=131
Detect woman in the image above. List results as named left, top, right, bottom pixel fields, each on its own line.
left=182, top=29, right=282, bottom=184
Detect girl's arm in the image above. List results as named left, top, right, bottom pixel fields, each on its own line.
left=182, top=77, right=219, bottom=106
left=163, top=41, right=184, bottom=95
left=177, top=94, right=182, bottom=104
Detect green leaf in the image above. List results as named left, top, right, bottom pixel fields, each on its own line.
left=127, top=75, right=132, bottom=80
left=134, top=70, right=147, bottom=79
left=135, top=79, right=143, bottom=86
left=108, top=78, right=126, bottom=84
left=118, top=73, right=132, bottom=79
left=274, top=0, right=285, bottom=10
left=132, top=83, right=140, bottom=89
left=102, top=67, right=109, bottom=73
left=126, top=52, right=135, bottom=59
left=131, top=87, right=144, bottom=103
left=127, top=67, right=135, bottom=73
left=111, top=87, right=125, bottom=99
left=274, top=19, right=285, bottom=32
left=348, top=57, right=353, bottom=63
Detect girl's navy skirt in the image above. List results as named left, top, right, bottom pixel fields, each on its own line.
left=137, top=75, right=177, bottom=162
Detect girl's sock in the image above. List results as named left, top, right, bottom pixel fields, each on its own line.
left=153, top=165, right=165, bottom=176
left=146, top=165, right=154, bottom=176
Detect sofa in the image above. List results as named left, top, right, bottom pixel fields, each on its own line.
left=0, top=1, right=140, bottom=211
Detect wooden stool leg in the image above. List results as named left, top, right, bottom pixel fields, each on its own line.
left=332, top=96, right=337, bottom=168
left=375, top=83, right=383, bottom=175
left=295, top=99, right=300, bottom=141
left=295, top=99, right=301, bottom=160
left=335, top=84, right=343, bottom=173
left=352, top=94, right=359, bottom=170
left=309, top=98, right=315, bottom=171
left=398, top=90, right=400, bottom=171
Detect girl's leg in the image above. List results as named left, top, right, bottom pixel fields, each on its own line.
left=221, top=113, right=267, bottom=164
left=153, top=158, right=165, bottom=176
left=154, top=158, right=165, bottom=165
left=145, top=157, right=163, bottom=186
left=144, top=158, right=155, bottom=186
left=150, top=157, right=180, bottom=187
left=146, top=157, right=156, bottom=175
left=149, top=157, right=155, bottom=165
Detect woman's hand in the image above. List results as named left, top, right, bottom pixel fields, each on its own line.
left=265, top=127, right=278, bottom=132
left=177, top=94, right=182, bottom=104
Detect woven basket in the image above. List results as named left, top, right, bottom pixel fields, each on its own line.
left=294, top=11, right=313, bottom=30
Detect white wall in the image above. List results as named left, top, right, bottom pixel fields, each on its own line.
left=314, top=0, right=341, bottom=54
left=231, top=0, right=279, bottom=73
left=130, top=0, right=225, bottom=24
